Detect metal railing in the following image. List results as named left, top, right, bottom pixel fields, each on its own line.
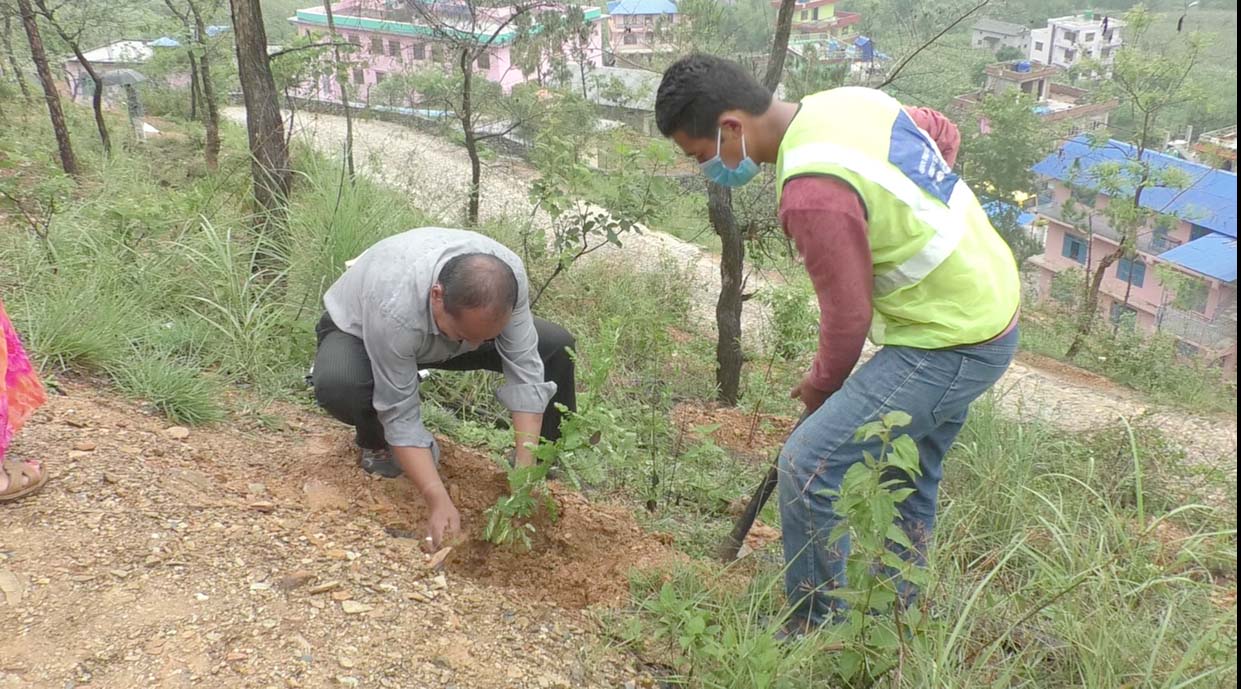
left=1156, top=307, right=1237, bottom=349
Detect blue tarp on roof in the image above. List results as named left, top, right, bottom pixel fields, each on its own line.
left=148, top=37, right=181, bottom=48
left=1158, top=233, right=1238, bottom=283
left=607, top=0, right=677, bottom=15
left=205, top=25, right=230, bottom=37
left=1032, top=135, right=1238, bottom=239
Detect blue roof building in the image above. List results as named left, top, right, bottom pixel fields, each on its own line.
left=1030, top=136, right=1237, bottom=375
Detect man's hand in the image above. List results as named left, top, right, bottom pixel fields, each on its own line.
left=391, top=445, right=461, bottom=548
left=511, top=411, right=543, bottom=469
left=790, top=374, right=830, bottom=414
left=427, top=493, right=461, bottom=549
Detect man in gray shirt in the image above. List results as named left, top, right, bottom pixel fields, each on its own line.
left=312, top=228, right=576, bottom=547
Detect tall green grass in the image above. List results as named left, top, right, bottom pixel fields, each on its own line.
left=613, top=399, right=1237, bottom=688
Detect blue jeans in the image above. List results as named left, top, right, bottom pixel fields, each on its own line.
left=778, top=327, right=1018, bottom=627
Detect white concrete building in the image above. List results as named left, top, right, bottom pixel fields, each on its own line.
left=1028, top=12, right=1123, bottom=74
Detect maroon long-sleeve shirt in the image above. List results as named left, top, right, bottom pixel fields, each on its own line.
left=777, top=106, right=963, bottom=397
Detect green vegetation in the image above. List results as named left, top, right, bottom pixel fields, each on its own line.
left=2, top=0, right=1237, bottom=684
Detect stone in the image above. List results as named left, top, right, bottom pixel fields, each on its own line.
left=427, top=547, right=452, bottom=571
left=340, top=601, right=373, bottom=615
left=72, top=440, right=97, bottom=452
left=0, top=569, right=24, bottom=606
left=308, top=581, right=341, bottom=595
left=276, top=571, right=316, bottom=592
left=165, top=426, right=191, bottom=440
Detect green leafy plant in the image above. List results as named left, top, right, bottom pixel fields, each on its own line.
left=821, top=410, right=933, bottom=685
left=482, top=459, right=558, bottom=551
left=760, top=282, right=817, bottom=360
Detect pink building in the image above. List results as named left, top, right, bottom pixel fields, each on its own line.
left=606, top=0, right=678, bottom=67
left=1029, top=136, right=1238, bottom=378
left=288, top=0, right=605, bottom=104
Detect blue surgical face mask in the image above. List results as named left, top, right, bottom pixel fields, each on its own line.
left=701, top=128, right=760, bottom=188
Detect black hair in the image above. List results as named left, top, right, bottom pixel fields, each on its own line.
left=438, top=253, right=519, bottom=316
left=655, top=54, right=773, bottom=139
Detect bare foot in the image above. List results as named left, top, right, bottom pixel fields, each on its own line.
left=0, top=459, right=44, bottom=494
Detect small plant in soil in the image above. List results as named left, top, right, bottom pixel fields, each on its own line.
left=483, top=459, right=558, bottom=550
left=819, top=410, right=934, bottom=685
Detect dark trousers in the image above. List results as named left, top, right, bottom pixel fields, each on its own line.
left=312, top=312, right=577, bottom=450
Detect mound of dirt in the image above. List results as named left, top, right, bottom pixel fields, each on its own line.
left=670, top=402, right=794, bottom=465
left=0, top=381, right=673, bottom=688
left=299, top=434, right=681, bottom=609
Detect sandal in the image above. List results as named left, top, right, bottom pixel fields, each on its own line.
left=0, top=459, right=49, bottom=503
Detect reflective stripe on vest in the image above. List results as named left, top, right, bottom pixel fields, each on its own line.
left=780, top=140, right=976, bottom=296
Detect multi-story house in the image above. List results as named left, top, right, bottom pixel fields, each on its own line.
left=288, top=0, right=605, bottom=102
left=951, top=60, right=1118, bottom=135
left=1029, top=136, right=1237, bottom=378
left=1028, top=11, right=1124, bottom=74
left=605, top=0, right=678, bottom=67
left=971, top=18, right=1030, bottom=54
left=781, top=0, right=861, bottom=47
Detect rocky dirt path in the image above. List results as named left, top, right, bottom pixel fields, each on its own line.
left=228, top=107, right=1236, bottom=477
left=0, top=381, right=676, bottom=689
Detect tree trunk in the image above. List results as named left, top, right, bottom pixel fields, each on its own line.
left=710, top=182, right=745, bottom=405
left=2, top=12, right=32, bottom=103
left=228, top=0, right=291, bottom=243
left=188, top=51, right=200, bottom=120
left=32, top=0, right=112, bottom=156
left=323, top=0, right=354, bottom=181
left=1065, top=247, right=1121, bottom=359
left=189, top=3, right=220, bottom=170
left=707, top=0, right=798, bottom=406
left=762, top=0, right=798, bottom=90
left=76, top=48, right=111, bottom=155
left=459, top=49, right=481, bottom=226
left=1066, top=147, right=1151, bottom=358
left=16, top=0, right=78, bottom=176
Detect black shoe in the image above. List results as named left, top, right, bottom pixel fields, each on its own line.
left=359, top=447, right=402, bottom=479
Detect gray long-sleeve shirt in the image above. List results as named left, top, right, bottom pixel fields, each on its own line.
left=323, top=228, right=557, bottom=449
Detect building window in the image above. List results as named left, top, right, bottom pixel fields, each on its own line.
left=1103, top=29, right=1114, bottom=41
left=412, top=43, right=425, bottom=60
left=1063, top=31, right=1077, bottom=42
left=374, top=72, right=385, bottom=84
left=1084, top=32, right=1094, bottom=42
left=812, top=7, right=819, bottom=20
left=353, top=68, right=365, bottom=84
left=1189, top=224, right=1213, bottom=241
left=348, top=34, right=361, bottom=46
left=1062, top=234, right=1088, bottom=264
left=477, top=52, right=490, bottom=69
left=800, top=10, right=807, bottom=20
left=1064, top=49, right=1076, bottom=61
left=389, top=40, right=402, bottom=59
left=370, top=36, right=383, bottom=54
left=1034, top=41, right=1044, bottom=51
left=1175, top=340, right=1200, bottom=358
left=1116, top=258, right=1146, bottom=287
left=623, top=32, right=636, bottom=45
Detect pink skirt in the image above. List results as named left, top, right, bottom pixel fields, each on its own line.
left=1, top=299, right=46, bottom=460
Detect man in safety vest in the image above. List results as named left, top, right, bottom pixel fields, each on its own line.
left=655, top=55, right=1020, bottom=636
